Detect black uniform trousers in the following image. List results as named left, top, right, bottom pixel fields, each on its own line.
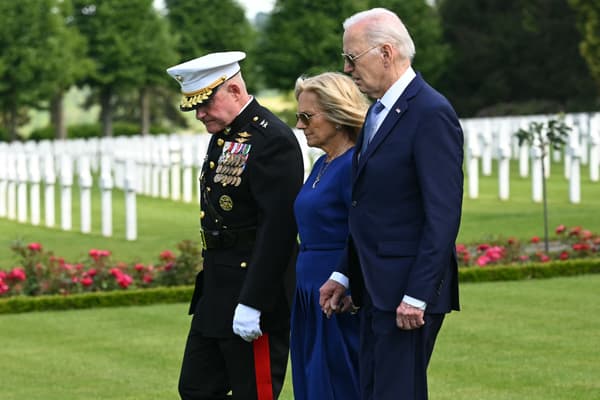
left=178, top=319, right=289, bottom=400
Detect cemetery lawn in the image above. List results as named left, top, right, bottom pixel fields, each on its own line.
left=1, top=160, right=600, bottom=265
left=0, top=275, right=598, bottom=400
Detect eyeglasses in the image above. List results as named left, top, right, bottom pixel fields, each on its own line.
left=295, top=112, right=321, bottom=125
left=341, top=44, right=380, bottom=67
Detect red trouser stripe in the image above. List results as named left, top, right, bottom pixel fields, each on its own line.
left=253, top=333, right=273, bottom=400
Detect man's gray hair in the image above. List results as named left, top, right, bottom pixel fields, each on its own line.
left=343, top=8, right=415, bottom=61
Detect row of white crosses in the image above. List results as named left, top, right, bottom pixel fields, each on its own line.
left=462, top=112, right=600, bottom=203
left=0, top=130, right=314, bottom=241
left=3, top=112, right=598, bottom=240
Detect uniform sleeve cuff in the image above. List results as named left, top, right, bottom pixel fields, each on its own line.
left=330, top=272, right=349, bottom=288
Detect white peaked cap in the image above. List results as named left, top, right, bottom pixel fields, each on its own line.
left=166, top=51, right=246, bottom=111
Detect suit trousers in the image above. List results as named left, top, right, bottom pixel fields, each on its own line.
left=358, top=298, right=445, bottom=400
left=178, top=324, right=289, bottom=400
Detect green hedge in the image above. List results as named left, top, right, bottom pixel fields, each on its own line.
left=0, top=286, right=193, bottom=315
left=1, top=259, right=599, bottom=315
left=28, top=122, right=170, bottom=141
left=460, top=258, right=600, bottom=282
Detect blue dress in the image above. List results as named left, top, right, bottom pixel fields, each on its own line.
left=290, top=148, right=360, bottom=400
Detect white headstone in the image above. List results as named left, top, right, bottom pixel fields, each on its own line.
left=0, top=144, right=7, bottom=217
left=79, top=155, right=93, bottom=233
left=6, top=152, right=17, bottom=220
left=124, top=158, right=137, bottom=241
left=60, top=154, right=73, bottom=230
left=170, top=135, right=181, bottom=201
left=568, top=124, right=581, bottom=204
left=43, top=154, right=56, bottom=227
left=589, top=113, right=599, bottom=182
left=100, top=154, right=113, bottom=237
left=466, top=125, right=480, bottom=199
left=530, top=139, right=543, bottom=203
left=28, top=153, right=41, bottom=226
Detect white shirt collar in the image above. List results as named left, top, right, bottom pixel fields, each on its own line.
left=379, top=66, right=416, bottom=110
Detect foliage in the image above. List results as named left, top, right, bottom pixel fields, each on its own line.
left=0, top=0, right=87, bottom=140
left=28, top=122, right=171, bottom=140
left=0, top=240, right=202, bottom=298
left=0, top=285, right=192, bottom=314
left=457, top=224, right=599, bottom=267
left=368, top=0, right=450, bottom=86
left=165, top=0, right=259, bottom=91
left=569, top=0, right=600, bottom=92
left=258, top=0, right=367, bottom=91
left=71, top=0, right=176, bottom=136
left=514, top=116, right=571, bottom=252
left=438, top=0, right=598, bottom=117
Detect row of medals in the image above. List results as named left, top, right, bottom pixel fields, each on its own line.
left=213, top=142, right=251, bottom=187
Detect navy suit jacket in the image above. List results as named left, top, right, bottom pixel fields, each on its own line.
left=339, top=73, right=463, bottom=314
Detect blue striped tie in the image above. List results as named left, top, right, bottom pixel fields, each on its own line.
left=361, top=101, right=385, bottom=155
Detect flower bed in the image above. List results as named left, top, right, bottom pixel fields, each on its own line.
left=1, top=224, right=599, bottom=299
left=0, top=240, right=202, bottom=298
left=457, top=225, right=599, bottom=267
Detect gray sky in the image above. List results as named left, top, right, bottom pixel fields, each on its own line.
left=153, top=0, right=275, bottom=20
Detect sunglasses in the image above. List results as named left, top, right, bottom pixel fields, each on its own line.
left=295, top=112, right=322, bottom=125
left=341, top=44, right=380, bottom=67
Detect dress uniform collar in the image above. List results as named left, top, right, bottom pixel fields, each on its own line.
left=227, top=97, right=262, bottom=133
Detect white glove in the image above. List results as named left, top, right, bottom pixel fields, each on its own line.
left=232, top=303, right=262, bottom=342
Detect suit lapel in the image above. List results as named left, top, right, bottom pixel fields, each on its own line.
left=354, top=74, right=425, bottom=180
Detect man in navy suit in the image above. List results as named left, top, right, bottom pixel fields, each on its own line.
left=319, top=8, right=464, bottom=400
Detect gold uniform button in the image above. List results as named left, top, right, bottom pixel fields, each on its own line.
left=209, top=161, right=215, bottom=169
left=206, top=187, right=211, bottom=192
left=252, top=116, right=259, bottom=122
left=200, top=211, right=205, bottom=218
left=240, top=262, right=247, bottom=268
left=217, top=138, right=225, bottom=146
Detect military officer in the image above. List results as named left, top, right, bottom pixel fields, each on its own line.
left=167, top=51, right=304, bottom=400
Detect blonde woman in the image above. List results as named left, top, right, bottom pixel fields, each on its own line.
left=291, top=72, right=369, bottom=400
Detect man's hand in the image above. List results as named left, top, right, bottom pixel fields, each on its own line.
left=340, top=295, right=360, bottom=314
left=396, top=301, right=425, bottom=330
left=232, top=303, right=262, bottom=342
left=319, top=279, right=346, bottom=318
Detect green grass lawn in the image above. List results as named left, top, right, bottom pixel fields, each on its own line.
left=1, top=159, right=599, bottom=266
left=1, top=275, right=598, bottom=399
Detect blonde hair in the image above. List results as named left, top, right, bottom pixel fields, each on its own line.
left=295, top=72, right=370, bottom=142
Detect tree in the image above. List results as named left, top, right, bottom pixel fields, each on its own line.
left=258, top=0, right=367, bottom=91
left=569, top=0, right=600, bottom=92
left=72, top=0, right=165, bottom=136
left=438, top=0, right=597, bottom=117
left=0, top=0, right=84, bottom=141
left=47, top=0, right=92, bottom=139
left=131, top=8, right=178, bottom=135
left=165, top=0, right=259, bottom=90
left=515, top=117, right=571, bottom=254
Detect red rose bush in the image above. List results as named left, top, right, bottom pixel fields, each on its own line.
left=457, top=225, right=599, bottom=267
left=0, top=240, right=202, bottom=298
